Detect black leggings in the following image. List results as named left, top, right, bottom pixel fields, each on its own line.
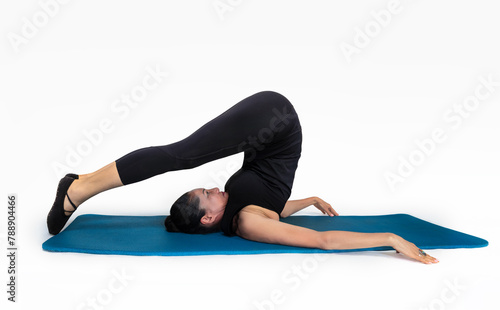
left=115, top=91, right=301, bottom=185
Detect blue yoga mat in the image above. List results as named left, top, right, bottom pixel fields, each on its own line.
left=42, top=214, right=488, bottom=256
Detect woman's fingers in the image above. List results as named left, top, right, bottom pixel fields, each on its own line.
left=313, top=198, right=339, bottom=217
left=417, top=250, right=439, bottom=264
left=327, top=207, right=338, bottom=216
left=413, top=247, right=439, bottom=264
left=326, top=204, right=339, bottom=216
left=413, top=250, right=439, bottom=264
left=318, top=201, right=338, bottom=217
left=393, top=236, right=439, bottom=264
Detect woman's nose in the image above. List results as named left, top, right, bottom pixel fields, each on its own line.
left=209, top=188, right=220, bottom=194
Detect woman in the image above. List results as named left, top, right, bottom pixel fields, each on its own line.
left=47, top=91, right=438, bottom=264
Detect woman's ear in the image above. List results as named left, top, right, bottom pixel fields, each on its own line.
left=200, top=214, right=214, bottom=225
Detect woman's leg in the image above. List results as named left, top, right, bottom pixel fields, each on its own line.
left=62, top=91, right=298, bottom=212
left=62, top=162, right=122, bottom=215
left=114, top=90, right=299, bottom=185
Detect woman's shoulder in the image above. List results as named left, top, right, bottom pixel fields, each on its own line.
left=231, top=204, right=279, bottom=233
left=239, top=205, right=279, bottom=220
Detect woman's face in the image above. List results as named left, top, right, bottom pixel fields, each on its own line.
left=191, top=187, right=228, bottom=224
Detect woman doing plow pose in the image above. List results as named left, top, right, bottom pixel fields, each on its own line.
left=47, top=91, right=438, bottom=264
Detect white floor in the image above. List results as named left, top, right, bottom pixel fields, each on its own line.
left=2, top=1, right=500, bottom=309
left=13, top=201, right=500, bottom=310
left=25, top=239, right=500, bottom=310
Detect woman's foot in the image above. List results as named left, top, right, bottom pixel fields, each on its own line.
left=63, top=178, right=83, bottom=216
left=47, top=174, right=82, bottom=235
left=47, top=162, right=124, bottom=235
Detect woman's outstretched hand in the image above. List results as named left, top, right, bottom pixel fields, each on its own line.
left=389, top=234, right=439, bottom=264
left=313, top=197, right=339, bottom=217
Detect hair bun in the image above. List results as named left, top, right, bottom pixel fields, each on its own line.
left=165, top=215, right=180, bottom=232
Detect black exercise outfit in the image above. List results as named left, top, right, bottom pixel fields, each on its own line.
left=115, top=91, right=302, bottom=236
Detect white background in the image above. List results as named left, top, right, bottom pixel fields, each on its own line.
left=1, top=0, right=499, bottom=309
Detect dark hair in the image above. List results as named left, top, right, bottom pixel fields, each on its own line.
left=164, top=191, right=221, bottom=234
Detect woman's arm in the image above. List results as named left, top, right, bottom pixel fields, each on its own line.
left=236, top=208, right=439, bottom=264
left=280, top=197, right=339, bottom=218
